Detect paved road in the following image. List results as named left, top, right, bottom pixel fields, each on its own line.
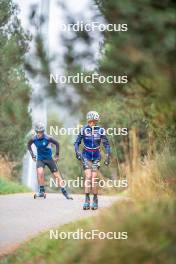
left=0, top=193, right=121, bottom=256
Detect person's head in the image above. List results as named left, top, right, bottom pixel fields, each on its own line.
left=86, top=111, right=100, bottom=127
left=35, top=122, right=45, bottom=138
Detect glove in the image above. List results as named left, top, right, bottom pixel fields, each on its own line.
left=76, top=152, right=82, bottom=161
left=32, top=155, right=36, bottom=162
left=104, top=154, right=110, bottom=166
left=54, top=155, right=59, bottom=162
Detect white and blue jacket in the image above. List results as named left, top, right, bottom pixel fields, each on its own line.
left=74, top=125, right=110, bottom=161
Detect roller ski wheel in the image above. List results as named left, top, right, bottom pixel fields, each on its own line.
left=91, top=202, right=98, bottom=210
left=83, top=202, right=90, bottom=210
left=33, top=192, right=46, bottom=199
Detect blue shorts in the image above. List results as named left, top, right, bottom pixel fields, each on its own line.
left=82, top=157, right=100, bottom=171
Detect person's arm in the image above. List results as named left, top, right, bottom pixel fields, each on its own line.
left=48, top=137, right=59, bottom=157
left=27, top=138, right=36, bottom=160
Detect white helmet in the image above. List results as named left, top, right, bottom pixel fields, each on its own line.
left=34, top=122, right=45, bottom=132
left=86, top=111, right=100, bottom=121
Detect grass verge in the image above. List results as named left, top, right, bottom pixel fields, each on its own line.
left=0, top=177, right=30, bottom=194
left=0, top=198, right=176, bottom=264
left=1, top=151, right=176, bottom=264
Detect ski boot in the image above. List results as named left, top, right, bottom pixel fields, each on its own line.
left=91, top=199, right=98, bottom=210
left=61, top=188, right=73, bottom=200
left=83, top=194, right=90, bottom=210
left=34, top=191, right=46, bottom=199
left=83, top=201, right=90, bottom=210
left=34, top=186, right=46, bottom=199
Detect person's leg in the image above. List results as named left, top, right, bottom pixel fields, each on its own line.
left=82, top=158, right=92, bottom=194
left=84, top=168, right=92, bottom=202
left=91, top=160, right=100, bottom=209
left=83, top=169, right=92, bottom=209
left=36, top=160, right=45, bottom=194
left=52, top=171, right=65, bottom=188
left=82, top=157, right=92, bottom=210
left=91, top=171, right=99, bottom=209
left=53, top=171, right=72, bottom=199
left=46, top=159, right=73, bottom=199
left=92, top=170, right=99, bottom=195
left=84, top=169, right=92, bottom=194
left=82, top=158, right=92, bottom=209
left=45, top=159, right=64, bottom=186
left=37, top=167, right=45, bottom=194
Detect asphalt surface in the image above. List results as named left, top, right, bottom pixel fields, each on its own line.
left=0, top=193, right=120, bottom=256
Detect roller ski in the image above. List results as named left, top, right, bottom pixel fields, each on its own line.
left=34, top=191, right=46, bottom=199
left=91, top=197, right=98, bottom=210
left=34, top=186, right=46, bottom=199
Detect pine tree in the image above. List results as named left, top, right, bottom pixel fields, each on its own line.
left=0, top=0, right=31, bottom=163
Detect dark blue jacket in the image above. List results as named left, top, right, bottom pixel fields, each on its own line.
left=28, top=134, right=59, bottom=160
left=74, top=125, right=110, bottom=161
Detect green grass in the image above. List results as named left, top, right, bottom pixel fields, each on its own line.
left=1, top=199, right=176, bottom=264
left=0, top=217, right=94, bottom=264
left=0, top=177, right=30, bottom=194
